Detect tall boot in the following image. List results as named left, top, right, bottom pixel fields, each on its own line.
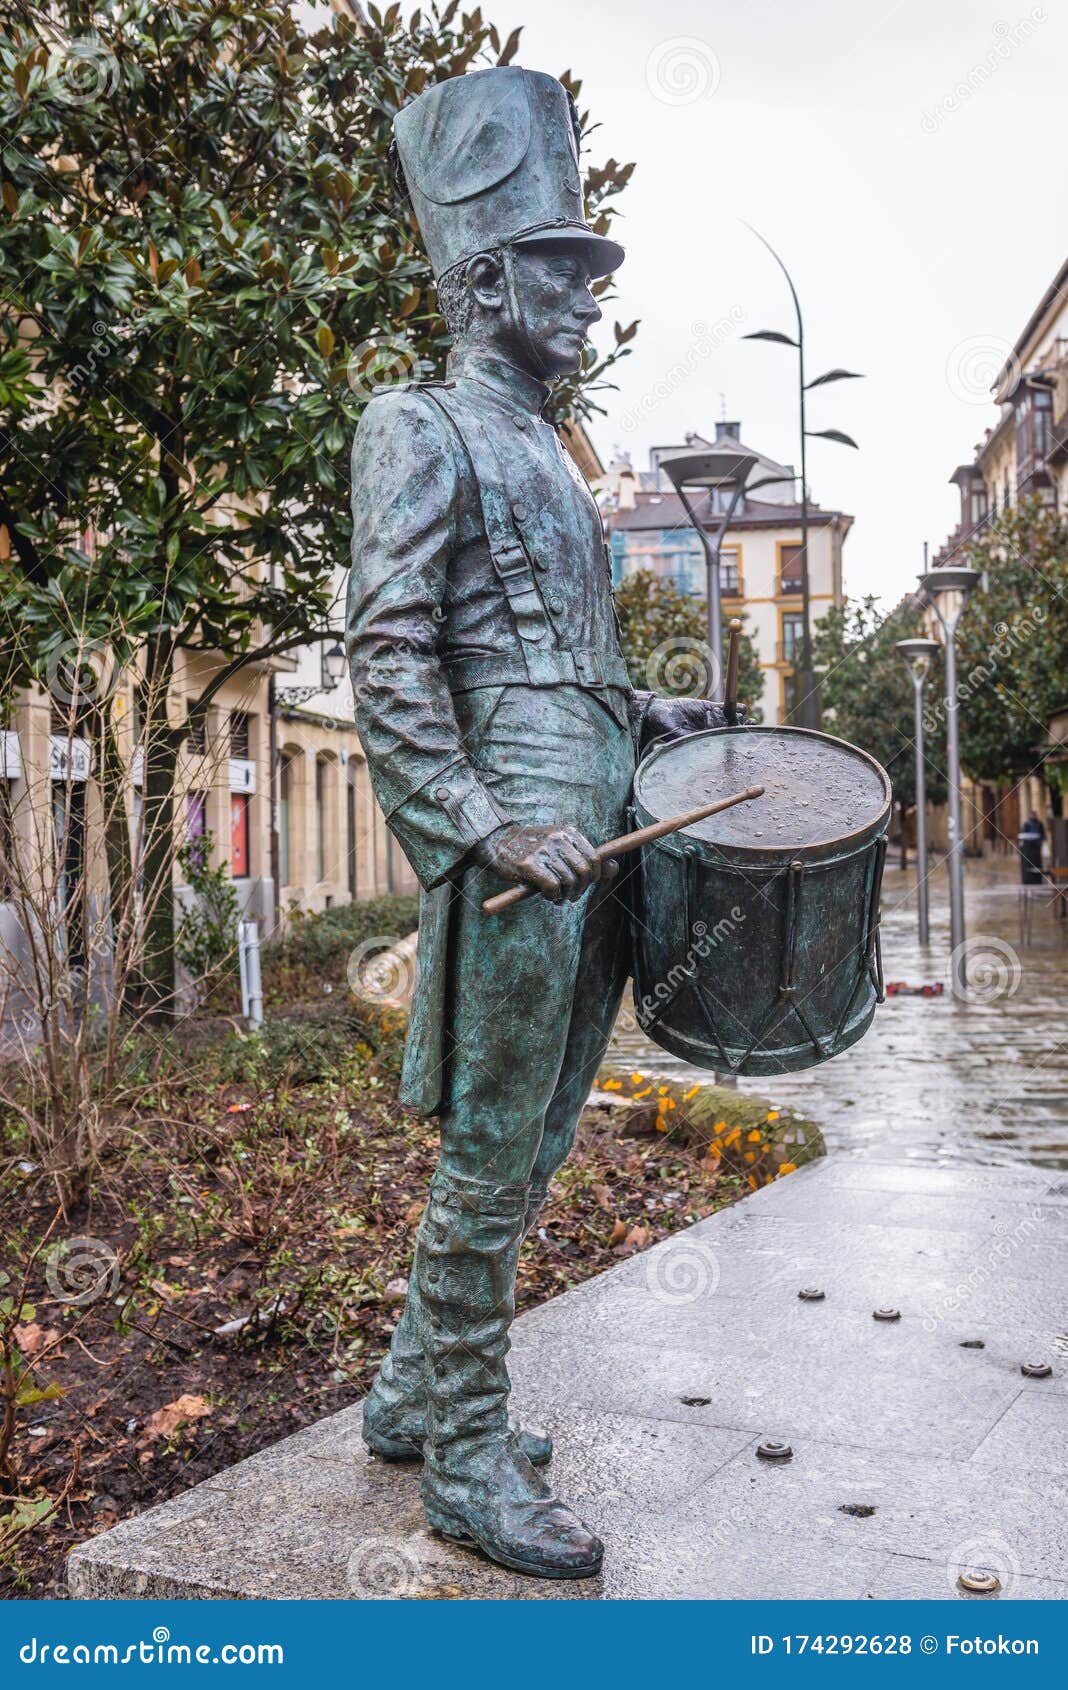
left=415, top=1170, right=603, bottom=1580
left=362, top=1192, right=552, bottom=1465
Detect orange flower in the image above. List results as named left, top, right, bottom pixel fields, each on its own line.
left=778, top=1162, right=798, bottom=1176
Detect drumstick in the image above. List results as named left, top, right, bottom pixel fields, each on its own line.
left=724, top=617, right=742, bottom=720
left=482, top=784, right=765, bottom=915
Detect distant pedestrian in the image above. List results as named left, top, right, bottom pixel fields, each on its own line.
left=1018, top=811, right=1045, bottom=885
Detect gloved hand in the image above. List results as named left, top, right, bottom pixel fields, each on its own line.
left=639, top=695, right=745, bottom=754
left=473, top=822, right=617, bottom=904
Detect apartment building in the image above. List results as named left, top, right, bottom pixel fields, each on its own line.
left=598, top=421, right=851, bottom=722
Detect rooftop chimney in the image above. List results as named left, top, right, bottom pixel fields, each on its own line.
left=715, top=420, right=741, bottom=442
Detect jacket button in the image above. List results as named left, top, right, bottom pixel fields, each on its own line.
left=512, top=502, right=529, bottom=523
left=548, top=600, right=564, bottom=615
left=435, top=787, right=449, bottom=801
left=513, top=414, right=528, bottom=430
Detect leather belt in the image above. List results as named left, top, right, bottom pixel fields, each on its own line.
left=443, top=648, right=631, bottom=695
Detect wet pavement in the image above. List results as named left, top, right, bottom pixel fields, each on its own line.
left=71, top=857, right=1068, bottom=1603
left=611, top=857, right=1068, bottom=1172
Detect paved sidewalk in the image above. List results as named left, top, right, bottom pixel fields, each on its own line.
left=68, top=1154, right=1068, bottom=1601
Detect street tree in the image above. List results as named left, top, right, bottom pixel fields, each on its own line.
left=956, top=495, right=1068, bottom=789
left=613, top=568, right=764, bottom=720
left=812, top=596, right=948, bottom=859
left=0, top=0, right=634, bottom=1014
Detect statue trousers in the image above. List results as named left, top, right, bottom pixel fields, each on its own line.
left=439, top=682, right=635, bottom=1192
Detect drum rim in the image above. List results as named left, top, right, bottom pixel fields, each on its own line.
left=633, top=724, right=892, bottom=858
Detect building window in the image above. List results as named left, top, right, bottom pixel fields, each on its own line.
left=229, top=710, right=250, bottom=759
left=781, top=614, right=804, bottom=664
left=315, top=755, right=326, bottom=882
left=187, top=699, right=207, bottom=754
left=279, top=756, right=292, bottom=888
left=779, top=544, right=804, bottom=594
left=346, top=775, right=357, bottom=898
left=230, top=791, right=250, bottom=879
left=782, top=671, right=799, bottom=720
left=720, top=548, right=740, bottom=596
left=53, top=783, right=88, bottom=969
left=187, top=792, right=207, bottom=869
left=0, top=782, right=13, bottom=899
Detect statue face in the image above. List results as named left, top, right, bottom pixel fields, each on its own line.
left=510, top=246, right=602, bottom=379
left=464, top=245, right=601, bottom=381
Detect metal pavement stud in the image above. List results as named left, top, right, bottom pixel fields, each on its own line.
left=798, top=1287, right=825, bottom=1301
left=1021, top=1361, right=1053, bottom=1378
left=957, top=1570, right=1001, bottom=1595
left=756, top=1439, right=793, bottom=1461
left=873, top=1307, right=901, bottom=1322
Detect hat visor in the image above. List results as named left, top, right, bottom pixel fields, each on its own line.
left=510, top=225, right=625, bottom=278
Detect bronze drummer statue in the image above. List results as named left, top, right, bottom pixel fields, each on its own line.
left=346, top=65, right=735, bottom=1579
left=347, top=65, right=888, bottom=1582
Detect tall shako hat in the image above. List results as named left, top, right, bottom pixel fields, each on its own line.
left=392, top=66, right=625, bottom=281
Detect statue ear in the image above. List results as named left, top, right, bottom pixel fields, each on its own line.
left=466, top=253, right=505, bottom=311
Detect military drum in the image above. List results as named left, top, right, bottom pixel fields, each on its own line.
left=630, top=726, right=891, bottom=1076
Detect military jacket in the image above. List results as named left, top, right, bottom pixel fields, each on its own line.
left=346, top=351, right=634, bottom=891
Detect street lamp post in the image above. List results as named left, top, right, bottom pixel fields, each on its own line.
left=895, top=637, right=941, bottom=946
left=919, top=567, right=980, bottom=995
left=742, top=227, right=863, bottom=731
left=662, top=450, right=758, bottom=702
left=663, top=452, right=794, bottom=703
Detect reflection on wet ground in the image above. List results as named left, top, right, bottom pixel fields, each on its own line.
left=610, top=858, right=1068, bottom=1171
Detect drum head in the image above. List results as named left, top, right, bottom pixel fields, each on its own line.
left=634, top=726, right=891, bottom=861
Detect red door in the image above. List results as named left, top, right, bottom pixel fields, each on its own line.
left=230, top=792, right=250, bottom=878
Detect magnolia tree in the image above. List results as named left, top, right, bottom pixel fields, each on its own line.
left=0, top=1, right=633, bottom=1010
left=0, top=0, right=634, bottom=1185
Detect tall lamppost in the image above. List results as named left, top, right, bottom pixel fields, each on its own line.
left=663, top=451, right=793, bottom=702
left=662, top=450, right=757, bottom=701
left=919, top=566, right=981, bottom=996
left=895, top=637, right=940, bottom=946
left=742, top=227, right=863, bottom=731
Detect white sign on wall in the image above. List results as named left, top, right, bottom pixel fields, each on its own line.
left=229, top=757, right=256, bottom=794
left=49, top=734, right=92, bottom=782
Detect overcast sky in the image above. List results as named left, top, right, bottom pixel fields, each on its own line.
left=305, top=0, right=1067, bottom=608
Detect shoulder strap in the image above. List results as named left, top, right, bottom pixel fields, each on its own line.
left=418, top=385, right=553, bottom=653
